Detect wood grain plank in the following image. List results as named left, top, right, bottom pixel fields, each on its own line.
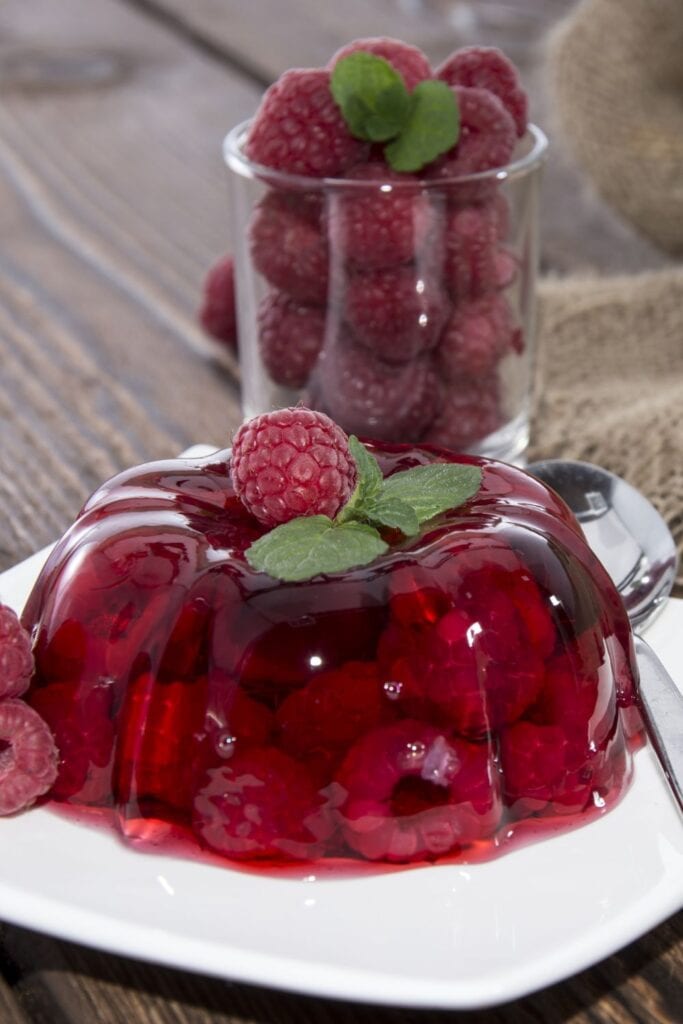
left=0, top=0, right=259, bottom=570
left=2, top=915, right=682, bottom=1024
left=0, top=0, right=258, bottom=331
left=0, top=974, right=30, bottom=1024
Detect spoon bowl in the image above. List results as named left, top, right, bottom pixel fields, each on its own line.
left=527, top=458, right=683, bottom=814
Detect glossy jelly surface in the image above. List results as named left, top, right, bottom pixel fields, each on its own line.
left=23, top=444, right=640, bottom=867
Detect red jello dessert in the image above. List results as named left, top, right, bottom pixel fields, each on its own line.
left=22, top=412, right=639, bottom=867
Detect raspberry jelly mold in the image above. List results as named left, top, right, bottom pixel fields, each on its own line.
left=22, top=443, right=640, bottom=866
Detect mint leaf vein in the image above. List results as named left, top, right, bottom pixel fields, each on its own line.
left=246, top=515, right=388, bottom=583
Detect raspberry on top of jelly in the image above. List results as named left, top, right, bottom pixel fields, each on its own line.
left=22, top=434, right=638, bottom=867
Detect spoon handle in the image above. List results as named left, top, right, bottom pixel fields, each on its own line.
left=633, top=636, right=683, bottom=814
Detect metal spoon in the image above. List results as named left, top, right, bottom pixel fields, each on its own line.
left=527, top=458, right=683, bottom=813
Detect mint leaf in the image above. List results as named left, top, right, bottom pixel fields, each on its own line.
left=339, top=435, right=384, bottom=522
left=381, top=463, right=481, bottom=523
left=331, top=52, right=411, bottom=142
left=365, top=496, right=420, bottom=536
left=245, top=516, right=388, bottom=582
left=385, top=80, right=459, bottom=172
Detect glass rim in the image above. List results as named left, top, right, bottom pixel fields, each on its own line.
left=223, top=118, right=548, bottom=190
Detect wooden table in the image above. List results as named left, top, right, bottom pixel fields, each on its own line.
left=0, top=2, right=680, bottom=1021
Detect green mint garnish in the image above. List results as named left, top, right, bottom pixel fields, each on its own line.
left=245, top=516, right=388, bottom=583
left=245, top=438, right=482, bottom=583
left=363, top=496, right=420, bottom=537
left=337, top=435, right=383, bottom=521
left=384, top=81, right=460, bottom=173
left=330, top=52, right=411, bottom=143
left=330, top=54, right=459, bottom=172
left=380, top=461, right=482, bottom=521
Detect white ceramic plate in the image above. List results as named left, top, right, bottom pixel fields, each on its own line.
left=1, top=466, right=682, bottom=1010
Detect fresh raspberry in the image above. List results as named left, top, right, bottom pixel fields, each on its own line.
left=530, top=631, right=616, bottom=750
left=437, top=46, right=528, bottom=137
left=423, top=373, right=501, bottom=450
left=199, top=670, right=275, bottom=750
left=0, top=604, right=34, bottom=699
left=437, top=294, right=516, bottom=380
left=500, top=720, right=627, bottom=816
left=377, top=546, right=551, bottom=737
left=344, top=264, right=449, bottom=363
left=490, top=190, right=511, bottom=238
left=250, top=190, right=329, bottom=305
left=198, top=255, right=237, bottom=351
left=193, top=746, right=333, bottom=860
left=493, top=248, right=518, bottom=290
left=329, top=37, right=432, bottom=91
left=157, top=598, right=211, bottom=682
left=336, top=720, right=500, bottom=862
left=316, top=340, right=440, bottom=442
left=386, top=566, right=450, bottom=630
left=245, top=69, right=366, bottom=178
left=230, top=406, right=357, bottom=527
left=328, top=163, right=434, bottom=270
left=426, top=87, right=516, bottom=199
left=30, top=679, right=115, bottom=803
left=442, top=202, right=513, bottom=299
left=113, top=672, right=208, bottom=814
left=258, top=291, right=325, bottom=388
left=276, top=661, right=390, bottom=778
left=0, top=699, right=58, bottom=815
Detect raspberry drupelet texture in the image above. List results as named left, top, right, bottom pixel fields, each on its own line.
left=437, top=293, right=516, bottom=380
left=0, top=699, right=59, bottom=816
left=344, top=263, right=450, bottom=363
left=245, top=68, right=366, bottom=178
left=328, top=37, right=432, bottom=91
left=317, top=340, right=440, bottom=442
left=250, top=191, right=329, bottom=305
left=257, top=291, right=326, bottom=388
left=0, top=603, right=34, bottom=699
left=426, top=86, right=516, bottom=189
left=230, top=407, right=357, bottom=527
left=328, top=163, right=434, bottom=270
left=437, top=46, right=528, bottom=137
left=199, top=255, right=238, bottom=351
left=276, top=661, right=390, bottom=780
left=443, top=202, right=506, bottom=299
left=193, top=746, right=333, bottom=860
left=423, top=373, right=502, bottom=449
left=329, top=37, right=432, bottom=91
left=336, top=719, right=501, bottom=861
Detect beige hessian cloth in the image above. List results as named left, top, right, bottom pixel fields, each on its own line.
left=549, top=0, right=683, bottom=255
left=532, top=0, right=683, bottom=596
left=530, top=268, right=683, bottom=596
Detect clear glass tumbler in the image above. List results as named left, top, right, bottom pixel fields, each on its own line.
left=225, top=120, right=547, bottom=464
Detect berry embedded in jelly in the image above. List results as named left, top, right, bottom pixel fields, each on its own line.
left=23, top=441, right=639, bottom=867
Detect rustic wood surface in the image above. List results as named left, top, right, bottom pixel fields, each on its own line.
left=0, top=1, right=680, bottom=1021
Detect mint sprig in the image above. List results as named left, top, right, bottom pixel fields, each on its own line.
left=330, top=52, right=410, bottom=143
left=330, top=53, right=459, bottom=172
left=245, top=439, right=482, bottom=583
left=384, top=81, right=459, bottom=173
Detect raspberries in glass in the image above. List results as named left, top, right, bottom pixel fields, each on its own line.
left=203, top=38, right=532, bottom=453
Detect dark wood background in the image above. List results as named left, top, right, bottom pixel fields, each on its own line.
left=0, top=1, right=679, bottom=1021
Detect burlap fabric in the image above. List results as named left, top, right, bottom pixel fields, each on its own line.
left=549, top=0, right=683, bottom=255
left=530, top=267, right=683, bottom=596
left=531, top=0, right=683, bottom=597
